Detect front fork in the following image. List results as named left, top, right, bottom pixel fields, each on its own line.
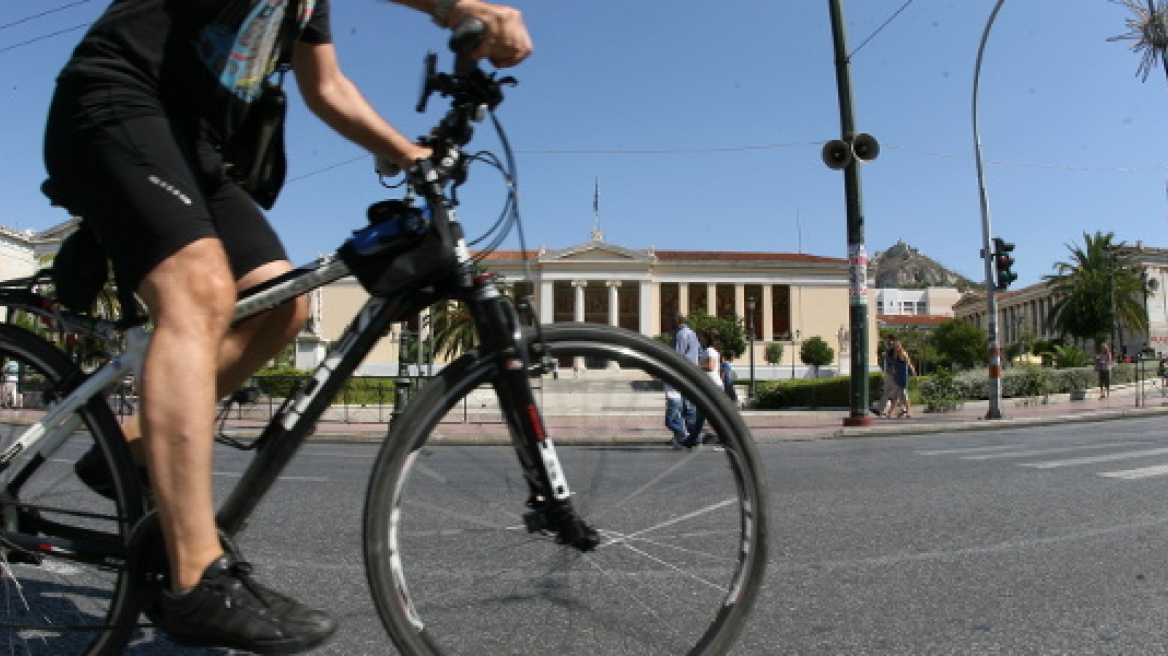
left=469, top=276, right=599, bottom=552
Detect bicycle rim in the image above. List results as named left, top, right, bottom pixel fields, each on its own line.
left=0, top=325, right=145, bottom=655
left=365, top=323, right=768, bottom=655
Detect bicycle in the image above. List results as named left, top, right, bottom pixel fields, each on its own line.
left=0, top=21, right=769, bottom=656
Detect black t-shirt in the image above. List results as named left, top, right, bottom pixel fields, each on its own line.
left=59, top=0, right=332, bottom=142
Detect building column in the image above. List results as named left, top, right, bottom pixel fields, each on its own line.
left=539, top=280, right=554, bottom=324
left=571, top=280, right=588, bottom=371
left=679, top=283, right=690, bottom=318
left=607, top=280, right=621, bottom=327
left=706, top=283, right=716, bottom=316
left=734, top=285, right=746, bottom=321
left=572, top=280, right=587, bottom=322
left=640, top=280, right=654, bottom=336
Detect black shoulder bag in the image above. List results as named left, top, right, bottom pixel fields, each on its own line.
left=224, top=1, right=300, bottom=210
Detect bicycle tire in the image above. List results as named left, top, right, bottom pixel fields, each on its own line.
left=0, top=324, right=147, bottom=655
left=364, top=322, right=768, bottom=656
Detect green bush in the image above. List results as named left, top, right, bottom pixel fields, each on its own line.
left=1002, top=364, right=1054, bottom=399
left=919, top=369, right=962, bottom=413
left=930, top=363, right=1150, bottom=400
left=251, top=367, right=308, bottom=399
left=754, top=373, right=882, bottom=409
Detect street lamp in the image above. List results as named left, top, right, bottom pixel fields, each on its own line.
left=973, top=0, right=1008, bottom=420
left=747, top=297, right=757, bottom=400
left=791, top=330, right=801, bottom=380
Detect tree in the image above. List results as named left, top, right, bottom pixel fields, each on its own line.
left=1044, top=231, right=1147, bottom=351
left=428, top=270, right=514, bottom=361
left=658, top=311, right=746, bottom=359
left=799, top=336, right=834, bottom=377
left=886, top=326, right=937, bottom=375
left=764, top=342, right=784, bottom=365
left=932, top=319, right=987, bottom=369
left=429, top=300, right=478, bottom=361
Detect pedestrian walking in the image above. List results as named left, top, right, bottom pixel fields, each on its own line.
left=666, top=314, right=699, bottom=449
left=887, top=336, right=916, bottom=418
left=688, top=327, right=723, bottom=446
left=871, top=334, right=897, bottom=417
left=721, top=353, right=739, bottom=404
left=1096, top=343, right=1114, bottom=399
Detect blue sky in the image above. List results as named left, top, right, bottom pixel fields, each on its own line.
left=2, top=0, right=1166, bottom=290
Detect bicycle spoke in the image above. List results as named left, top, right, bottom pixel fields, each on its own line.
left=366, top=324, right=767, bottom=655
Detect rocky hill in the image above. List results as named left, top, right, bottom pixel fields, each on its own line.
left=869, top=240, right=975, bottom=290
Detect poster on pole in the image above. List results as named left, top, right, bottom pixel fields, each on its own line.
left=847, top=244, right=869, bottom=306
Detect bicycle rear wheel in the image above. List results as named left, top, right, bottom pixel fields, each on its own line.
left=0, top=324, right=146, bottom=655
left=365, top=323, right=768, bottom=655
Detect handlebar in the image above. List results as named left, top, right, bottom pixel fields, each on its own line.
left=403, top=18, right=516, bottom=197
left=450, top=18, right=486, bottom=77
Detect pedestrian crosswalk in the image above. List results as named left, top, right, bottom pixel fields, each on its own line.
left=916, top=440, right=1168, bottom=480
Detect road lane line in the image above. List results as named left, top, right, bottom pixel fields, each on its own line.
left=1099, top=464, right=1168, bottom=480
left=1021, top=447, right=1168, bottom=469
left=960, top=442, right=1142, bottom=460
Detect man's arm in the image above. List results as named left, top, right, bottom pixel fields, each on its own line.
left=293, top=0, right=532, bottom=171
left=389, top=0, right=532, bottom=68
left=292, top=42, right=428, bottom=170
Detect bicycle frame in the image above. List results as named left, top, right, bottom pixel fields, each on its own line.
left=0, top=18, right=597, bottom=561
left=0, top=196, right=578, bottom=547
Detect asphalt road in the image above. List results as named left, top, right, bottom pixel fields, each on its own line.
left=127, top=414, right=1168, bottom=654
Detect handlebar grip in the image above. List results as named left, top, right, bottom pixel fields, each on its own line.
left=449, top=18, right=485, bottom=76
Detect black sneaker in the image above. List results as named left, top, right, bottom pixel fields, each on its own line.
left=74, top=445, right=149, bottom=500
left=158, top=554, right=337, bottom=654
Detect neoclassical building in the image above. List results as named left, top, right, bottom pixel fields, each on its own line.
left=314, top=234, right=879, bottom=376
left=0, top=220, right=881, bottom=378
left=954, top=244, right=1168, bottom=358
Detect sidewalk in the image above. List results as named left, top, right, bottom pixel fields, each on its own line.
left=260, top=380, right=1168, bottom=445
left=755, top=381, right=1168, bottom=442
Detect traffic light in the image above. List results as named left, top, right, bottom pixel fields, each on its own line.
left=992, top=237, right=1017, bottom=290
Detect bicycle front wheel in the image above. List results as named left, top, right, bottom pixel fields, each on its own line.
left=0, top=324, right=146, bottom=655
left=365, top=323, right=768, bottom=656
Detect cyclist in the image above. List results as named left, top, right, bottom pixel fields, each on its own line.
left=42, top=0, right=530, bottom=652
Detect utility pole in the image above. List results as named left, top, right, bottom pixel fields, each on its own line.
left=826, top=0, right=876, bottom=427
left=973, top=0, right=1007, bottom=419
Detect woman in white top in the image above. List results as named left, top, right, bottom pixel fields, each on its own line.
left=701, top=334, right=722, bottom=387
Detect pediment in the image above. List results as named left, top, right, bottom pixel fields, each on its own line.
left=540, top=242, right=655, bottom=264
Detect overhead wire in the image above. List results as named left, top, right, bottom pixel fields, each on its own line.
left=283, top=140, right=1168, bottom=187
left=0, top=23, right=90, bottom=55
left=847, top=0, right=919, bottom=60
left=0, top=1, right=90, bottom=32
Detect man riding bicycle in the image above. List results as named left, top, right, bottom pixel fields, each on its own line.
left=42, top=0, right=530, bottom=652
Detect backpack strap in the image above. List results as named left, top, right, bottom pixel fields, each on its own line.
left=273, top=0, right=302, bottom=83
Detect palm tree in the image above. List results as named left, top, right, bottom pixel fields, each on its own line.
left=1044, top=231, right=1147, bottom=351
left=1110, top=0, right=1168, bottom=86
left=429, top=299, right=479, bottom=361
left=427, top=269, right=516, bottom=361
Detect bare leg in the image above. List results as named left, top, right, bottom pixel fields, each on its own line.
left=137, top=240, right=306, bottom=591
left=122, top=260, right=306, bottom=466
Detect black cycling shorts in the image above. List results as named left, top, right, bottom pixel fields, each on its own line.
left=43, top=81, right=288, bottom=296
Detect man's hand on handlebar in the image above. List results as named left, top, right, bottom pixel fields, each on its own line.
left=441, top=1, right=532, bottom=69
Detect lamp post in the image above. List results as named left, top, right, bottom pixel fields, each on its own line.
left=973, top=0, right=1007, bottom=419
left=747, top=297, right=757, bottom=400
left=791, top=330, right=801, bottom=380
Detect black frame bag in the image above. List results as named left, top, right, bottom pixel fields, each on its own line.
left=221, top=0, right=300, bottom=210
